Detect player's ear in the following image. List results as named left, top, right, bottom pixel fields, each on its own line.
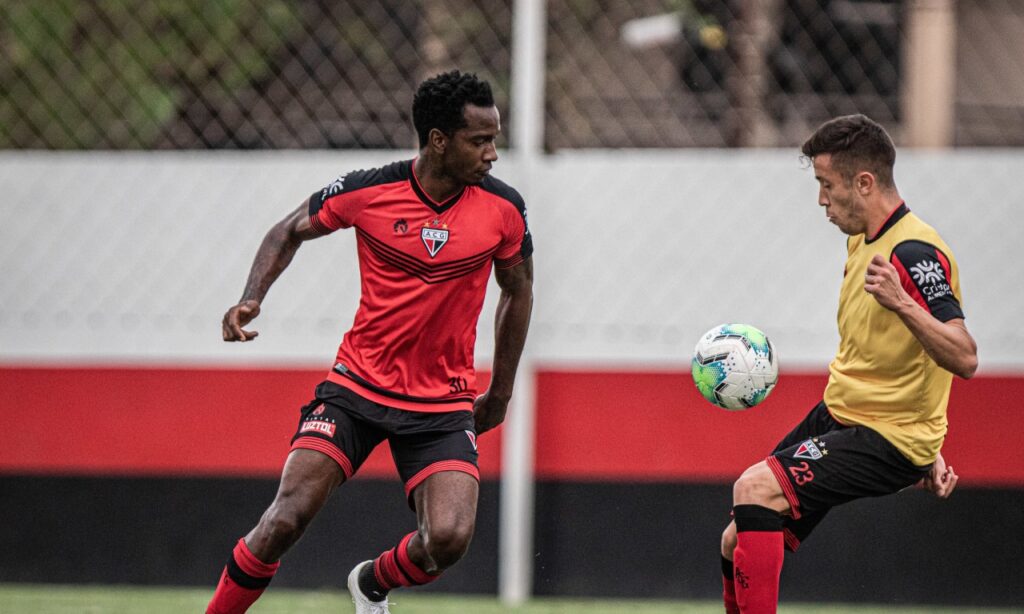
left=855, top=171, right=874, bottom=195
left=428, top=127, right=448, bottom=154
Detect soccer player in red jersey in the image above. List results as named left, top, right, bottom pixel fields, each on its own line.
left=718, top=115, right=977, bottom=613
left=206, top=71, right=533, bottom=614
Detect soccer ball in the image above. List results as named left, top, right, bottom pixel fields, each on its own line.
left=691, top=323, right=778, bottom=410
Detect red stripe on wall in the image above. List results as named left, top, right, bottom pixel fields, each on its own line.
left=533, top=370, right=1024, bottom=485
left=1, top=366, right=1021, bottom=485
left=0, top=366, right=499, bottom=479
left=533, top=370, right=827, bottom=481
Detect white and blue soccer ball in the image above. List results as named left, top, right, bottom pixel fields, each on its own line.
left=691, top=323, right=778, bottom=410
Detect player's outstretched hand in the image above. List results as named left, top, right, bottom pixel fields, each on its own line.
left=863, top=254, right=907, bottom=311
left=920, top=452, right=958, bottom=499
left=473, top=391, right=509, bottom=436
left=222, top=299, right=261, bottom=342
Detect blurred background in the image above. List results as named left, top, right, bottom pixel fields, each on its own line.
left=1, top=0, right=1022, bottom=609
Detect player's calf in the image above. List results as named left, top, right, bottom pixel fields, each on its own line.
left=732, top=505, right=784, bottom=614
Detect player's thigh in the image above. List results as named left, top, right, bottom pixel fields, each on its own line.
left=272, top=448, right=345, bottom=510
left=289, top=393, right=387, bottom=481
left=248, top=448, right=346, bottom=560
left=413, top=470, right=480, bottom=535
left=734, top=461, right=790, bottom=512
left=390, top=413, right=480, bottom=511
left=769, top=424, right=929, bottom=520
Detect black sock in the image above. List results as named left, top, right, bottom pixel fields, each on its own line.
left=358, top=562, right=390, bottom=602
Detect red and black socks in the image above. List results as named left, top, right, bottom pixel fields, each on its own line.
left=206, top=538, right=280, bottom=614
left=732, top=505, right=784, bottom=614
left=722, top=554, right=740, bottom=614
left=363, top=531, right=440, bottom=600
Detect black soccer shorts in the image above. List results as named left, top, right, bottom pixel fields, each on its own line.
left=766, top=401, right=931, bottom=551
left=290, top=381, right=479, bottom=505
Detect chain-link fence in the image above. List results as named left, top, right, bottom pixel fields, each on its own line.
left=2, top=0, right=1023, bottom=150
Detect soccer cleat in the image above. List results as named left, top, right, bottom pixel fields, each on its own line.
left=347, top=560, right=392, bottom=613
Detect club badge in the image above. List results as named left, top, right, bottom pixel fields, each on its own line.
left=421, top=226, right=449, bottom=258
left=793, top=438, right=827, bottom=460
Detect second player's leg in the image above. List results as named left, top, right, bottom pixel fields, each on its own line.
left=721, top=461, right=791, bottom=614
left=733, top=461, right=790, bottom=512
left=726, top=461, right=789, bottom=614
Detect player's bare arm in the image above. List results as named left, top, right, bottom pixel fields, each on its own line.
left=863, top=253, right=978, bottom=378
left=222, top=199, right=323, bottom=342
left=474, top=256, right=533, bottom=435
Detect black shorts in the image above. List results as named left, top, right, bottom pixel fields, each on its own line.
left=290, top=381, right=479, bottom=504
left=766, top=401, right=931, bottom=551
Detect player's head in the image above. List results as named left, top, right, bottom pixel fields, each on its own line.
left=801, top=114, right=896, bottom=187
left=413, top=70, right=499, bottom=185
left=801, top=114, right=897, bottom=235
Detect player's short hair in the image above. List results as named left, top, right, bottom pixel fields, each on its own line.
left=801, top=114, right=896, bottom=188
left=413, top=70, right=495, bottom=148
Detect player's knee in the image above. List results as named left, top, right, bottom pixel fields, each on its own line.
left=721, top=524, right=737, bottom=559
left=262, top=502, right=312, bottom=546
left=422, top=522, right=474, bottom=570
left=733, top=464, right=778, bottom=506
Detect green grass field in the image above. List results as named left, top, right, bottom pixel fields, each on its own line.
left=0, top=585, right=1018, bottom=614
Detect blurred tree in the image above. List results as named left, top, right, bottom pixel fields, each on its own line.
left=0, top=0, right=301, bottom=148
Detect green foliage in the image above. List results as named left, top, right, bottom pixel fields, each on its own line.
left=0, top=0, right=301, bottom=148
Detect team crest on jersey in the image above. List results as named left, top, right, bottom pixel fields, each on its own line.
left=421, top=227, right=450, bottom=258
left=793, top=438, right=826, bottom=460
left=465, top=430, right=478, bottom=451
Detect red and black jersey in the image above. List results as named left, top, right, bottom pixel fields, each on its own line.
left=308, top=159, right=532, bottom=413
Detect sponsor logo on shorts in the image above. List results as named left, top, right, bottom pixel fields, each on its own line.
left=300, top=420, right=336, bottom=437
left=312, top=405, right=325, bottom=416
left=793, top=438, right=825, bottom=460
left=465, top=430, right=478, bottom=451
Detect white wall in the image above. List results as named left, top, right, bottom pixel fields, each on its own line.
left=1, top=150, right=1020, bottom=370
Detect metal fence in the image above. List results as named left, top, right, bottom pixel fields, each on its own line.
left=2, top=0, right=1023, bottom=150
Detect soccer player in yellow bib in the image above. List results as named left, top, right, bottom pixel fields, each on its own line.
left=718, top=114, right=978, bottom=614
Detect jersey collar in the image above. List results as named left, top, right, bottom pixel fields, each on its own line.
left=865, top=201, right=909, bottom=244
left=408, top=158, right=466, bottom=215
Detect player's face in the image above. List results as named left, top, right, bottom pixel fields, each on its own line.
left=813, top=154, right=867, bottom=236
left=444, top=104, right=500, bottom=185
